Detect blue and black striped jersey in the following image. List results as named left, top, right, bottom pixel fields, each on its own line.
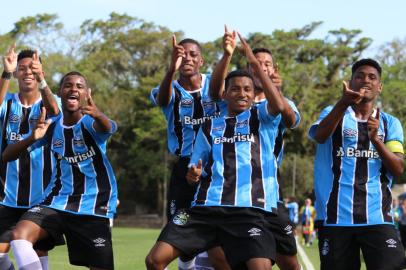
left=189, top=101, right=282, bottom=213
left=0, top=93, right=58, bottom=208
left=150, top=74, right=225, bottom=157
left=37, top=115, right=118, bottom=218
left=309, top=106, right=403, bottom=226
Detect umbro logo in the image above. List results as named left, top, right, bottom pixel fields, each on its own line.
left=93, top=237, right=106, bottom=247
left=284, top=225, right=293, bottom=235
left=28, top=206, right=43, bottom=213
left=386, top=238, right=397, bottom=248
left=52, top=139, right=64, bottom=148
left=248, top=227, right=262, bottom=236
left=9, top=114, right=20, bottom=123
left=343, top=128, right=357, bottom=137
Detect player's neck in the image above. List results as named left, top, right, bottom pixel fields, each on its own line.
left=178, top=73, right=202, bottom=91
left=352, top=101, right=374, bottom=120
left=254, top=90, right=265, bottom=102
left=18, top=90, right=40, bottom=106
left=63, top=111, right=83, bottom=126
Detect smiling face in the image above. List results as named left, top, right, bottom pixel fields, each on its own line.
left=223, top=75, right=255, bottom=116
left=178, top=42, right=204, bottom=77
left=59, top=75, right=88, bottom=113
left=15, top=57, right=38, bottom=93
left=350, top=65, right=382, bottom=102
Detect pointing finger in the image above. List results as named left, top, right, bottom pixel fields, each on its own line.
left=375, top=108, right=380, bottom=120
left=224, top=24, right=229, bottom=34
left=39, top=107, right=47, bottom=122
left=172, top=35, right=177, bottom=48
left=9, top=43, right=16, bottom=54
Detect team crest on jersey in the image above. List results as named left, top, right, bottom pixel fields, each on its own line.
left=343, top=128, right=357, bottom=137
left=236, top=120, right=248, bottom=128
left=9, top=114, right=20, bottom=123
left=181, top=99, right=193, bottom=107
left=52, top=139, right=64, bottom=148
left=202, top=101, right=215, bottom=110
left=73, top=136, right=85, bottom=147
left=172, top=210, right=189, bottom=226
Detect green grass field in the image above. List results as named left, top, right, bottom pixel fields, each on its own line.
left=9, top=227, right=367, bottom=269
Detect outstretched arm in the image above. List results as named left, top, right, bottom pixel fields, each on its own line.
left=209, top=25, right=236, bottom=101
left=314, top=81, right=365, bottom=143
left=238, top=33, right=284, bottom=115
left=30, top=51, right=59, bottom=116
left=2, top=107, right=51, bottom=161
left=156, top=35, right=185, bottom=107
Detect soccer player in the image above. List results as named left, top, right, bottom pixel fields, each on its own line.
left=0, top=45, right=60, bottom=270
left=145, top=33, right=285, bottom=270
left=209, top=27, right=302, bottom=270
left=3, top=71, right=118, bottom=270
left=150, top=35, right=224, bottom=270
left=308, top=58, right=405, bottom=270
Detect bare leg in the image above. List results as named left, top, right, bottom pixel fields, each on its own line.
left=145, top=241, right=181, bottom=270
left=207, top=246, right=231, bottom=270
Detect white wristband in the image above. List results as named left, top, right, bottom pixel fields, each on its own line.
left=39, top=79, right=47, bottom=90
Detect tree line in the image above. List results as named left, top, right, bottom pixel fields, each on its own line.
left=1, top=13, right=406, bottom=215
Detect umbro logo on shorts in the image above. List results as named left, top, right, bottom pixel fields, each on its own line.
left=28, top=206, right=43, bottom=213
left=321, top=239, right=329, bottom=256
left=284, top=225, right=293, bottom=235
left=93, top=237, right=106, bottom=247
left=248, top=227, right=262, bottom=236
left=386, top=238, right=397, bottom=248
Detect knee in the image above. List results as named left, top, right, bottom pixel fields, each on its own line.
left=145, top=253, right=165, bottom=270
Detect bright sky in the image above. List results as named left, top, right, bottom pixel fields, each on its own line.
left=2, top=0, right=406, bottom=57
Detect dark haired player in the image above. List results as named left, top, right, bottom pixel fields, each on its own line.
left=145, top=33, right=285, bottom=270
left=309, top=59, right=405, bottom=270
left=0, top=44, right=60, bottom=270
left=209, top=27, right=302, bottom=270
left=3, top=71, right=118, bottom=270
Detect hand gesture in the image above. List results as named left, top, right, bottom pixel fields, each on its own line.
left=223, top=25, right=236, bottom=56
left=237, top=32, right=256, bottom=62
left=32, top=107, right=51, bottom=140
left=340, top=81, right=365, bottom=106
left=367, top=108, right=380, bottom=142
left=270, top=62, right=283, bottom=90
left=3, top=43, right=17, bottom=73
left=30, top=50, right=44, bottom=82
left=170, top=35, right=185, bottom=72
left=81, top=89, right=102, bottom=118
left=186, top=159, right=203, bottom=185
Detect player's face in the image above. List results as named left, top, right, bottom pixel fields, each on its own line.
left=59, top=75, right=88, bottom=112
left=179, top=43, right=204, bottom=76
left=248, top=52, right=274, bottom=90
left=15, top=57, right=38, bottom=92
left=223, top=76, right=255, bottom=116
left=350, top=65, right=382, bottom=102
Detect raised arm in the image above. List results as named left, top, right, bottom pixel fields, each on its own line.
left=0, top=44, right=17, bottom=104
left=2, top=107, right=51, bottom=161
left=209, top=25, right=236, bottom=101
left=367, top=109, right=404, bottom=177
left=238, top=33, right=284, bottom=115
left=81, top=89, right=112, bottom=133
left=30, top=51, right=59, bottom=116
left=314, top=81, right=365, bottom=143
left=156, top=35, right=185, bottom=107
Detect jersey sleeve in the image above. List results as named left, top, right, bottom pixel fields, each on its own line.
left=0, top=93, right=13, bottom=119
left=256, top=100, right=281, bottom=126
left=84, top=115, right=117, bottom=143
left=189, top=123, right=212, bottom=176
left=285, top=98, right=301, bottom=129
left=308, top=105, right=334, bottom=140
left=150, top=83, right=175, bottom=107
left=385, top=115, right=404, bottom=153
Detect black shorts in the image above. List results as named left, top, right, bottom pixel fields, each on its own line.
left=265, top=202, right=297, bottom=256
left=318, top=224, right=405, bottom=270
left=21, top=206, right=114, bottom=270
left=158, top=206, right=275, bottom=268
left=167, top=156, right=197, bottom=219
left=0, top=204, right=64, bottom=251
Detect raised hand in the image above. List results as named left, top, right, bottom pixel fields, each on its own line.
left=340, top=81, right=365, bottom=106
left=170, top=35, right=185, bottom=72
left=32, top=107, right=51, bottom=140
left=3, top=43, right=17, bottom=73
left=81, top=88, right=102, bottom=118
left=30, top=50, right=44, bottom=82
left=186, top=159, right=203, bottom=185
left=237, top=32, right=256, bottom=61
left=223, top=25, right=236, bottom=56
left=367, top=108, right=380, bottom=142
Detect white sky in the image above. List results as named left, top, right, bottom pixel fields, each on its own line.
left=2, top=0, right=406, bottom=57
